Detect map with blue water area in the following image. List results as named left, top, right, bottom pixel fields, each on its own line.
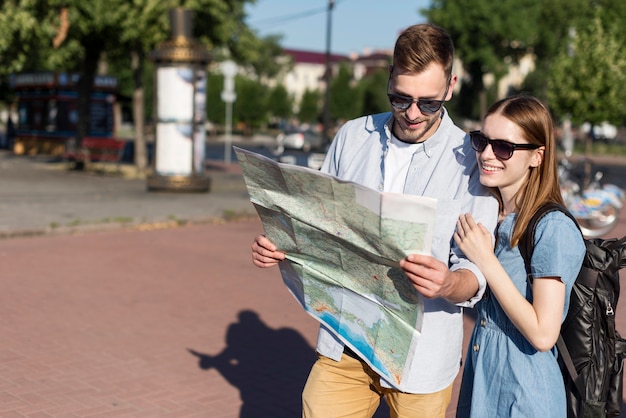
left=235, top=147, right=437, bottom=390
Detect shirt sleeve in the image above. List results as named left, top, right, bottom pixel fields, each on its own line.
left=530, top=211, right=585, bottom=292
left=450, top=147, right=499, bottom=308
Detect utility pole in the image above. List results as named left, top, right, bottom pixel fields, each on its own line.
left=562, top=26, right=575, bottom=159
left=322, top=0, right=334, bottom=145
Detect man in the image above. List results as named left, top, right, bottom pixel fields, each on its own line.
left=251, top=23, right=498, bottom=417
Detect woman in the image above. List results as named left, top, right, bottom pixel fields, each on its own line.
left=454, top=95, right=585, bottom=417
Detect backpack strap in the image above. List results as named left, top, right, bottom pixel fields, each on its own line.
left=519, top=202, right=584, bottom=398
left=519, top=202, right=577, bottom=273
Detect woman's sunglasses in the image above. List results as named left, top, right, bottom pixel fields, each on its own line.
left=469, top=131, right=540, bottom=161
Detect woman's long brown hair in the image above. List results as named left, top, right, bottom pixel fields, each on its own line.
left=483, top=95, right=564, bottom=247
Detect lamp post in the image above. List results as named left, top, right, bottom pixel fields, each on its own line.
left=147, top=8, right=211, bottom=192
left=562, top=27, right=575, bottom=159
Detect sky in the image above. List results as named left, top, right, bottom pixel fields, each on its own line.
left=245, top=0, right=432, bottom=56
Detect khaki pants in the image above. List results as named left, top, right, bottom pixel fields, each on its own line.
left=302, top=352, right=452, bottom=418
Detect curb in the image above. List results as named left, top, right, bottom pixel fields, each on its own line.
left=0, top=212, right=259, bottom=240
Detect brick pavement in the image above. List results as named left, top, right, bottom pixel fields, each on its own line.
left=1, top=219, right=320, bottom=417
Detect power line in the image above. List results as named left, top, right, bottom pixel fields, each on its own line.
left=248, top=1, right=344, bottom=29
left=249, top=7, right=325, bottom=28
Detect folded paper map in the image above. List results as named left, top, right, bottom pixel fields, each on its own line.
left=235, top=147, right=438, bottom=391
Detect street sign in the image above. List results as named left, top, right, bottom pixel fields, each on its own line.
left=220, top=60, right=238, bottom=163
left=220, top=60, right=237, bottom=103
left=220, top=90, right=236, bottom=103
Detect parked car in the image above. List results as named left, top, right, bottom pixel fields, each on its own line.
left=582, top=121, right=618, bottom=142
left=276, top=128, right=325, bottom=152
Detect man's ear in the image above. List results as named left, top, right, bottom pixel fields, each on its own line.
left=446, top=74, right=458, bottom=101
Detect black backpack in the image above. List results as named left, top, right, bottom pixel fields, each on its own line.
left=519, top=202, right=626, bottom=418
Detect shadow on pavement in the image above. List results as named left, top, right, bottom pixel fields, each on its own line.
left=188, top=309, right=392, bottom=417
left=188, top=310, right=315, bottom=417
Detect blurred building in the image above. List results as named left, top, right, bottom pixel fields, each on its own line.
left=272, top=48, right=393, bottom=113
left=265, top=46, right=538, bottom=117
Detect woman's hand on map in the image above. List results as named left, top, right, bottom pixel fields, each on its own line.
left=454, top=212, right=495, bottom=271
left=252, top=234, right=286, bottom=268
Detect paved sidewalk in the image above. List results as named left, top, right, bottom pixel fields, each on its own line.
left=0, top=150, right=256, bottom=239
left=1, top=149, right=626, bottom=417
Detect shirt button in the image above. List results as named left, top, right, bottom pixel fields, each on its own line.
left=480, top=319, right=487, bottom=327
left=473, top=344, right=480, bottom=352
left=378, top=184, right=384, bottom=191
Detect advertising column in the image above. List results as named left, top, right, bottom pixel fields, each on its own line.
left=147, top=8, right=211, bottom=192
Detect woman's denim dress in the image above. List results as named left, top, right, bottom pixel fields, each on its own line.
left=456, top=211, right=585, bottom=418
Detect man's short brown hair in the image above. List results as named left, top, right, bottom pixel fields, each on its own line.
left=392, top=23, right=454, bottom=79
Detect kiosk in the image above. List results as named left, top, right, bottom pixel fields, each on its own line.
left=9, top=72, right=117, bottom=156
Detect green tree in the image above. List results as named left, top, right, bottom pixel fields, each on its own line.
left=245, top=35, right=289, bottom=80
left=233, top=76, right=268, bottom=134
left=0, top=2, right=82, bottom=78
left=298, top=89, right=321, bottom=124
left=0, top=0, right=282, bottom=170
left=206, top=72, right=226, bottom=127
left=424, top=0, right=541, bottom=119
left=425, top=0, right=626, bottom=118
left=266, top=84, right=292, bottom=121
left=522, top=0, right=616, bottom=99
left=0, top=1, right=123, bottom=148
left=329, top=63, right=360, bottom=123
left=547, top=14, right=626, bottom=155
left=356, top=68, right=389, bottom=116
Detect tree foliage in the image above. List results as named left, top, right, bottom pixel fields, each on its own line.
left=266, top=84, right=292, bottom=120
left=206, top=72, right=226, bottom=125
left=329, top=63, right=360, bottom=122
left=358, top=68, right=389, bottom=116
left=424, top=0, right=541, bottom=118
left=0, top=0, right=291, bottom=168
left=298, top=89, right=321, bottom=124
left=521, top=0, right=621, bottom=101
left=423, top=0, right=626, bottom=129
left=547, top=14, right=626, bottom=126
left=233, top=76, right=268, bottom=132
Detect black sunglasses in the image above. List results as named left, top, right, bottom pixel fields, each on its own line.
left=469, top=131, right=540, bottom=161
left=387, top=76, right=451, bottom=115
left=387, top=93, right=446, bottom=114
